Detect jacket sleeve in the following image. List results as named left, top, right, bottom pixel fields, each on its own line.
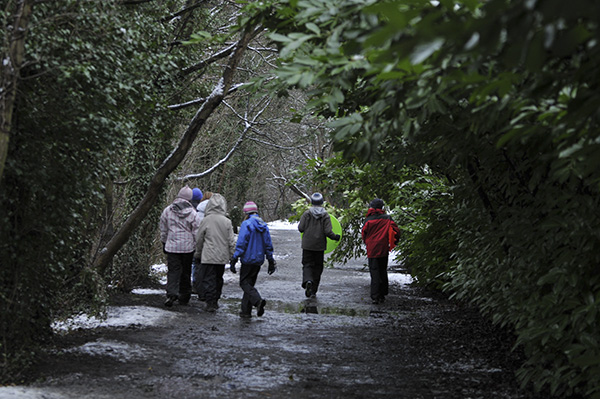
left=233, top=223, right=249, bottom=259
left=194, top=221, right=205, bottom=258
left=323, top=213, right=338, bottom=240
left=159, top=208, right=168, bottom=243
left=361, top=221, right=368, bottom=243
left=298, top=211, right=308, bottom=233
left=228, top=222, right=236, bottom=258
left=391, top=219, right=401, bottom=245
left=264, top=227, right=274, bottom=261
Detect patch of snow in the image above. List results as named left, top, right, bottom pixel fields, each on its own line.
left=151, top=263, right=167, bottom=285
left=66, top=339, right=150, bottom=362
left=0, top=387, right=66, bottom=399
left=389, top=273, right=414, bottom=286
left=131, top=288, right=163, bottom=295
left=268, top=220, right=298, bottom=230
left=52, top=306, right=176, bottom=332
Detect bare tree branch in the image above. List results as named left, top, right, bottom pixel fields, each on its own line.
left=93, top=24, right=260, bottom=274
left=178, top=96, right=273, bottom=180
left=181, top=43, right=236, bottom=76
left=271, top=173, right=310, bottom=201
left=161, top=1, right=207, bottom=23
left=167, top=83, right=244, bottom=110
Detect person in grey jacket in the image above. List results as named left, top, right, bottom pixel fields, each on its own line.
left=298, top=192, right=340, bottom=298
left=194, top=193, right=236, bottom=312
left=160, top=185, right=200, bottom=307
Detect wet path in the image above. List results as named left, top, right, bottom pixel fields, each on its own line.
left=0, top=227, right=540, bottom=399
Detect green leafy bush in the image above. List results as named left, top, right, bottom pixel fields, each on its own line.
left=258, top=0, right=600, bottom=396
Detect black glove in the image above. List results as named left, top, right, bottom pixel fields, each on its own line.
left=268, top=258, right=277, bottom=275
left=333, top=234, right=341, bottom=241
left=230, top=257, right=237, bottom=274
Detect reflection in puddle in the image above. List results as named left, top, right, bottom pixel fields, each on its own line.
left=300, top=299, right=318, bottom=314
left=298, top=299, right=370, bottom=317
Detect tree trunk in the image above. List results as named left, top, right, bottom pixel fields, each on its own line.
left=0, top=0, right=33, bottom=182
left=92, top=25, right=258, bottom=274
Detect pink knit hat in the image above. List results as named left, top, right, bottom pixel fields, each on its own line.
left=242, top=201, right=258, bottom=214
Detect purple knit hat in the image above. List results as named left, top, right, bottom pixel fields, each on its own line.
left=242, top=201, right=258, bottom=214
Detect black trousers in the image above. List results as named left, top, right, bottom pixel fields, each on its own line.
left=193, top=262, right=209, bottom=300
left=368, top=256, right=389, bottom=300
left=302, top=249, right=325, bottom=294
left=239, top=263, right=262, bottom=315
left=166, top=252, right=193, bottom=303
left=203, top=264, right=225, bottom=303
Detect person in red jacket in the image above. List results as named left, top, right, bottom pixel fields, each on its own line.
left=361, top=198, right=400, bottom=304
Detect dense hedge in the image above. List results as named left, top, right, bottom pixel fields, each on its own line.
left=0, top=1, right=181, bottom=382
left=255, top=0, right=600, bottom=396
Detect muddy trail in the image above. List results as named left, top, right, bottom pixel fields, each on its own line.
left=2, top=227, right=545, bottom=399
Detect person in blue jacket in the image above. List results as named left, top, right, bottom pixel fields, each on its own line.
left=230, top=201, right=277, bottom=318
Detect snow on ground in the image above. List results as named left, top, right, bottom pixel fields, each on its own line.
left=267, top=219, right=298, bottom=230
left=51, top=306, right=176, bottom=333
left=64, top=338, right=152, bottom=363
left=389, top=272, right=414, bottom=285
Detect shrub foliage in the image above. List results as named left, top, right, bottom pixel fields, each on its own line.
left=257, top=0, right=600, bottom=396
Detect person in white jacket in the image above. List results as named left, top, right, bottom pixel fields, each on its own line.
left=194, top=193, right=235, bottom=312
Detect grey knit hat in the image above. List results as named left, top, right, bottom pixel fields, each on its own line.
left=311, top=192, right=324, bottom=205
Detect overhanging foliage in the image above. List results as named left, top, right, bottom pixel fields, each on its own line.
left=257, top=0, right=600, bottom=397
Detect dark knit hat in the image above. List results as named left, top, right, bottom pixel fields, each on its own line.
left=311, top=192, right=324, bottom=205
left=243, top=201, right=258, bottom=214
left=369, top=198, right=384, bottom=209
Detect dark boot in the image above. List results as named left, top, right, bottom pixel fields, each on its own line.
left=206, top=301, right=218, bottom=313
left=257, top=299, right=267, bottom=317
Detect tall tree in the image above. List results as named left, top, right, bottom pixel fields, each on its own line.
left=0, top=0, right=33, bottom=182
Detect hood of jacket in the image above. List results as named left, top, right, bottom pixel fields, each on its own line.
left=308, top=206, right=328, bottom=219
left=366, top=208, right=386, bottom=218
left=204, top=193, right=228, bottom=217
left=247, top=214, right=268, bottom=232
left=170, top=198, right=195, bottom=218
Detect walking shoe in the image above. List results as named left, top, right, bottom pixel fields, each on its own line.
left=164, top=296, right=176, bottom=307
left=257, top=299, right=267, bottom=317
left=305, top=281, right=313, bottom=298
left=239, top=312, right=252, bottom=319
left=206, top=301, right=218, bottom=312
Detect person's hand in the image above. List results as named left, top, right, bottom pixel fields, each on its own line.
left=162, top=242, right=167, bottom=253
left=194, top=257, right=201, bottom=266
left=268, top=259, right=277, bottom=275
left=230, top=257, right=237, bottom=274
left=333, top=234, right=341, bottom=241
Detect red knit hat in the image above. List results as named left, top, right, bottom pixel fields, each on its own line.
left=243, top=201, right=258, bottom=214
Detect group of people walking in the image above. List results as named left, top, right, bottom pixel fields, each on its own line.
left=160, top=186, right=400, bottom=317
left=298, top=193, right=399, bottom=305
left=160, top=186, right=275, bottom=317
